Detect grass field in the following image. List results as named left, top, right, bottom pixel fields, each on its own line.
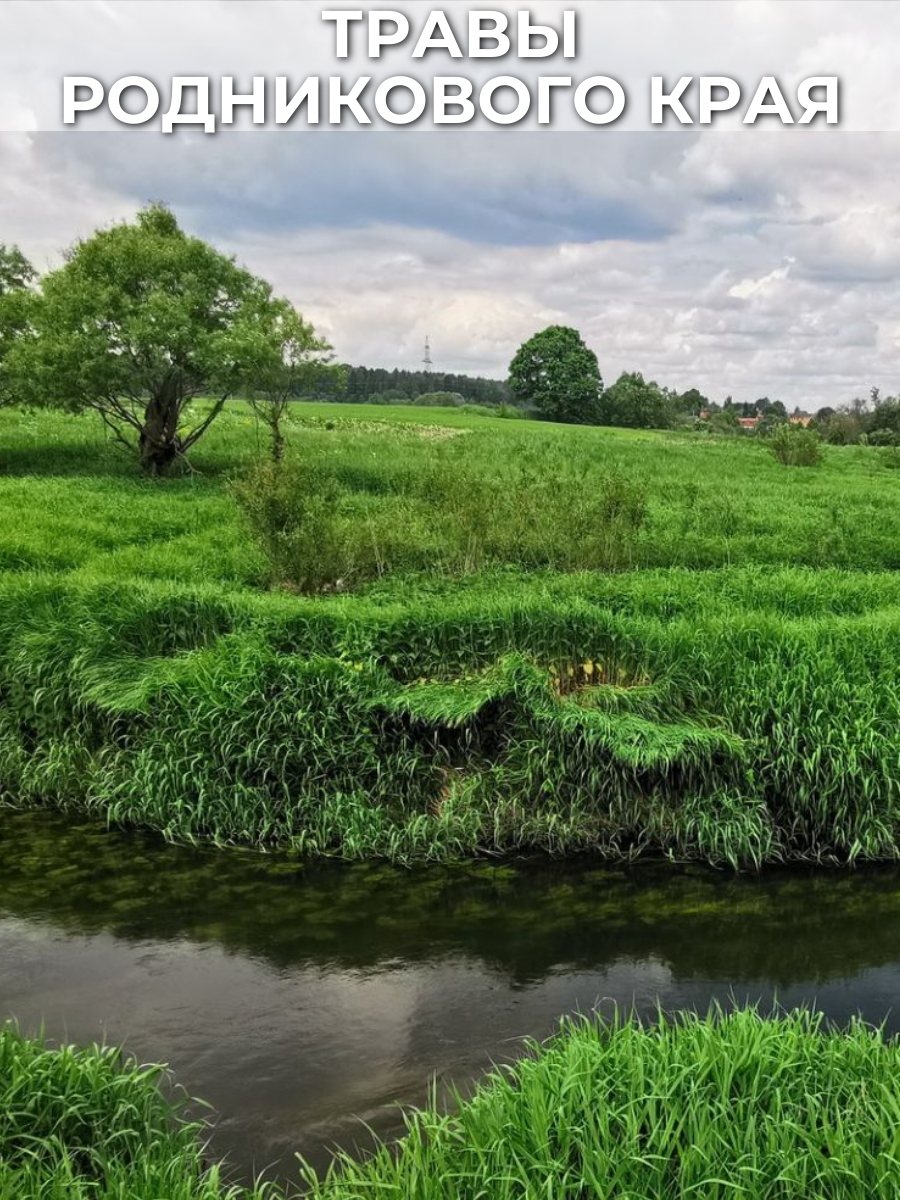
left=4, top=401, right=900, bottom=864
left=7, top=1011, right=900, bottom=1199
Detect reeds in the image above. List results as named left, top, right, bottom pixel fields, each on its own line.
left=0, top=1024, right=275, bottom=1198
left=304, top=1007, right=900, bottom=1198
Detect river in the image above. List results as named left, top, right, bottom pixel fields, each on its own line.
left=1, top=809, right=899, bottom=1190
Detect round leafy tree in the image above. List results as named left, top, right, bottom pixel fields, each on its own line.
left=508, top=325, right=603, bottom=424
left=1, top=204, right=298, bottom=474
left=598, top=371, right=672, bottom=429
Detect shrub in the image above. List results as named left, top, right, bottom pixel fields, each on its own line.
left=866, top=428, right=900, bottom=448
left=412, top=392, right=465, bottom=407
left=768, top=422, right=823, bottom=466
left=231, top=459, right=357, bottom=592
left=495, top=402, right=525, bottom=419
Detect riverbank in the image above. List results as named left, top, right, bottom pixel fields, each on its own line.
left=3, top=565, right=900, bottom=865
left=0, top=1025, right=273, bottom=1199
left=5, top=1011, right=900, bottom=1198
left=6, top=806, right=900, bottom=1182
left=5, top=404, right=900, bottom=865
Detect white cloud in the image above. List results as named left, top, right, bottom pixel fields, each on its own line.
left=0, top=3, right=898, bottom=407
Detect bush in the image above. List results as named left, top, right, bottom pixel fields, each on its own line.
left=230, top=459, right=411, bottom=593
left=768, top=423, right=823, bottom=466
left=597, top=371, right=671, bottom=430
left=866, top=428, right=900, bottom=448
left=412, top=392, right=465, bottom=407
left=495, top=402, right=525, bottom=419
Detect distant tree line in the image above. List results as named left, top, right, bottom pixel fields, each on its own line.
left=807, top=390, right=900, bottom=445
left=321, top=366, right=514, bottom=406
left=507, top=325, right=716, bottom=429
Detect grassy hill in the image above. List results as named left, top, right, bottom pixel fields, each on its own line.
left=3, top=402, right=900, bottom=864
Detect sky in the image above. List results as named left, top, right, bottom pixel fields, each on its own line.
left=1, top=1, right=900, bottom=407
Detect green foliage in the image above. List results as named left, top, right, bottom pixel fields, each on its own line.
left=6, top=562, right=900, bottom=865
left=1, top=205, right=297, bottom=474
left=598, top=370, right=671, bottom=429
left=0, top=1025, right=274, bottom=1198
left=232, top=441, right=649, bottom=590
left=11, top=1011, right=900, bottom=1199
left=342, top=364, right=512, bottom=406
left=0, top=244, right=36, bottom=392
left=413, top=391, right=466, bottom=407
left=305, top=1008, right=900, bottom=1199
left=768, top=421, right=823, bottom=466
left=6, top=404, right=900, bottom=863
left=508, top=325, right=603, bottom=424
left=240, top=298, right=337, bottom=462
left=231, top=457, right=387, bottom=592
left=674, top=386, right=709, bottom=415
left=0, top=244, right=34, bottom=296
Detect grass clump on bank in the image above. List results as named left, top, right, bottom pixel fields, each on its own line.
left=4, top=566, right=900, bottom=866
left=0, top=1024, right=273, bottom=1199
left=305, top=1008, right=900, bottom=1199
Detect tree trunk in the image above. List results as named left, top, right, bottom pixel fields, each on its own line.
left=272, top=418, right=285, bottom=464
left=139, top=376, right=181, bottom=475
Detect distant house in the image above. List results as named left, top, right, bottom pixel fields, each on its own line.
left=789, top=413, right=812, bottom=427
left=698, top=408, right=711, bottom=420
left=737, top=416, right=762, bottom=430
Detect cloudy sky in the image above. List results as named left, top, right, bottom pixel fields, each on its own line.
left=1, top=1, right=900, bottom=406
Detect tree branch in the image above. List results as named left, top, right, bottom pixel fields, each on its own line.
left=93, top=405, right=138, bottom=454
left=181, top=393, right=228, bottom=452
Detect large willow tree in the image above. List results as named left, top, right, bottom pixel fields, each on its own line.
left=2, top=204, right=306, bottom=474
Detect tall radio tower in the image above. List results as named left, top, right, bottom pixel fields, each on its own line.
left=422, top=334, right=433, bottom=372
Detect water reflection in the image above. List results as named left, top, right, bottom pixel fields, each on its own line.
left=2, top=810, right=900, bottom=1187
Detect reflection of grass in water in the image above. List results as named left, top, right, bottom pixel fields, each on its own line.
left=4, top=810, right=900, bottom=988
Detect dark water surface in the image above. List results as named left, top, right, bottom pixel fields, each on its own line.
left=3, top=810, right=900, bottom=1190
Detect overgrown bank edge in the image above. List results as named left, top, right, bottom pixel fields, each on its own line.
left=4, top=565, right=900, bottom=866
left=6, top=1010, right=900, bottom=1199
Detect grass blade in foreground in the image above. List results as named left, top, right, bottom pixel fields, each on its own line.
left=303, top=1008, right=900, bottom=1199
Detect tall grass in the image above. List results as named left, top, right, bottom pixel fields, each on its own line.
left=6, top=402, right=900, bottom=583
left=304, top=1007, right=900, bottom=1199
left=8, top=1012, right=900, bottom=1198
left=231, top=451, right=649, bottom=590
left=5, top=403, right=900, bottom=863
left=0, top=1024, right=274, bottom=1199
left=4, top=566, right=900, bottom=865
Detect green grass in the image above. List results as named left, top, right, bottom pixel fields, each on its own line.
left=8, top=1012, right=900, bottom=1199
left=5, top=401, right=900, bottom=581
left=0, top=1024, right=275, bottom=1199
left=306, top=1008, right=900, bottom=1199
left=4, top=402, right=900, bottom=864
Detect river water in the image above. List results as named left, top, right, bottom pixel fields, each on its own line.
left=2, top=809, right=900, bottom=1190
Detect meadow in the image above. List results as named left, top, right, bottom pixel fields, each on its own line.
left=7, top=400, right=900, bottom=1197
left=7, top=1011, right=900, bottom=1199
left=4, top=402, right=900, bottom=866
